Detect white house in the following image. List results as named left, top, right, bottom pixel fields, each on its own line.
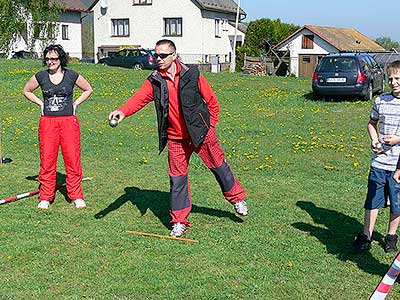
left=274, top=25, right=385, bottom=77
left=10, top=0, right=88, bottom=59
left=88, top=0, right=246, bottom=65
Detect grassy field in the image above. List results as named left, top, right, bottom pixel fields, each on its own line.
left=0, top=59, right=399, bottom=299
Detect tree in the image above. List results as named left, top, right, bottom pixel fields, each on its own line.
left=375, top=36, right=400, bottom=51
left=236, top=18, right=299, bottom=71
left=0, top=0, right=61, bottom=54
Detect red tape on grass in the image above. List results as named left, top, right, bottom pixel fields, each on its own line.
left=0, top=177, right=93, bottom=205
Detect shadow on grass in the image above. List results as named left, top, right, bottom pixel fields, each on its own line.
left=94, top=186, right=243, bottom=229
left=303, top=92, right=363, bottom=102
left=26, top=172, right=69, bottom=201
left=292, top=200, right=388, bottom=276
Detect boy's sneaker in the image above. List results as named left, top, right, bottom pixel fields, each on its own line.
left=170, top=223, right=187, bottom=237
left=38, top=200, right=50, bottom=210
left=353, top=233, right=371, bottom=253
left=234, top=200, right=248, bottom=216
left=72, top=199, right=87, bottom=209
left=384, top=234, right=398, bottom=253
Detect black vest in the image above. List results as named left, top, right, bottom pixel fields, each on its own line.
left=148, top=63, right=210, bottom=153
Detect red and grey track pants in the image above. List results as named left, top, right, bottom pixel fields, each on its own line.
left=167, top=127, right=246, bottom=225
left=38, top=116, right=83, bottom=201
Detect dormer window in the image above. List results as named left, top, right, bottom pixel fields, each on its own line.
left=302, top=35, right=314, bottom=49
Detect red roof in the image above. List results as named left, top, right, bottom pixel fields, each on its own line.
left=51, top=0, right=88, bottom=12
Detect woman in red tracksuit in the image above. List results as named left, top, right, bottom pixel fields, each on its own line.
left=109, top=39, right=248, bottom=237
left=23, top=44, right=93, bottom=210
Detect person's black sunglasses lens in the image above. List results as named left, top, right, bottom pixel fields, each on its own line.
left=154, top=53, right=174, bottom=59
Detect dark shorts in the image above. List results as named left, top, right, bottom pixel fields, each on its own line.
left=365, top=166, right=400, bottom=214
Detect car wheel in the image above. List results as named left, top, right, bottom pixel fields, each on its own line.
left=364, top=83, right=373, bottom=101
left=133, top=63, right=143, bottom=70
left=312, top=92, right=322, bottom=101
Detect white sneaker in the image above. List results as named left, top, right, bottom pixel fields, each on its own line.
left=234, top=200, right=248, bottom=216
left=38, top=200, right=50, bottom=210
left=72, top=199, right=87, bottom=209
left=170, top=223, right=187, bottom=237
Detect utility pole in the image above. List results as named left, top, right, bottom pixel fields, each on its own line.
left=230, top=0, right=241, bottom=73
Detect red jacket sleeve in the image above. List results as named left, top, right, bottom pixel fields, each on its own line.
left=118, top=79, right=154, bottom=117
left=198, top=74, right=220, bottom=127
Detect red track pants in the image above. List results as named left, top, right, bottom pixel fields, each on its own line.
left=167, top=127, right=246, bottom=225
left=38, top=116, right=83, bottom=201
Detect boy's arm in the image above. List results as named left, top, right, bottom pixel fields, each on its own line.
left=368, top=119, right=379, bottom=145
left=368, top=119, right=382, bottom=153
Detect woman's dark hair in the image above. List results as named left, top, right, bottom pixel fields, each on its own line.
left=42, top=44, right=68, bottom=68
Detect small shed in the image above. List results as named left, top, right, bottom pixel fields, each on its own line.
left=273, top=25, right=385, bottom=77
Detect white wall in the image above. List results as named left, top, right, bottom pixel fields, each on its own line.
left=92, top=0, right=244, bottom=63
left=8, top=11, right=83, bottom=59
left=276, top=28, right=338, bottom=76
left=55, top=11, right=83, bottom=59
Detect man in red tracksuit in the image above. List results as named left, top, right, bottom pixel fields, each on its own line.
left=109, top=39, right=248, bottom=237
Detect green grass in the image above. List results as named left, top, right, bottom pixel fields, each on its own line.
left=0, top=59, right=398, bottom=299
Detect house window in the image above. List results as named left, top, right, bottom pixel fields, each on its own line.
left=302, top=35, right=314, bottom=49
left=112, top=19, right=129, bottom=37
left=62, top=25, right=69, bottom=40
left=164, top=18, right=182, bottom=36
left=222, top=19, right=228, bottom=31
left=215, top=19, right=221, bottom=37
left=33, top=23, right=56, bottom=39
left=133, top=0, right=152, bottom=4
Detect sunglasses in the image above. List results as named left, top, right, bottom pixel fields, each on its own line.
left=45, top=57, right=59, bottom=62
left=154, top=52, right=174, bottom=60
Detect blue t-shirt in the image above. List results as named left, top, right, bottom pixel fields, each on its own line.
left=35, top=69, right=79, bottom=116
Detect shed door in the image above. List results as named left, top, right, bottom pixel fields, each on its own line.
left=299, top=54, right=321, bottom=77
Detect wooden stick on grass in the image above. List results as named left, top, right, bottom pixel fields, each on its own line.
left=126, top=230, right=199, bottom=243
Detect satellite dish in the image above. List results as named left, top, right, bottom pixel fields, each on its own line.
left=100, top=0, right=108, bottom=8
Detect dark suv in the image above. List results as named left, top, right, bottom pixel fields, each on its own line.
left=312, top=53, right=385, bottom=100
left=98, top=48, right=157, bottom=70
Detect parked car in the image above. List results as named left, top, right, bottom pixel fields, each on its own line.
left=11, top=50, right=38, bottom=59
left=80, top=57, right=95, bottom=63
left=98, top=48, right=157, bottom=70
left=312, top=53, right=385, bottom=100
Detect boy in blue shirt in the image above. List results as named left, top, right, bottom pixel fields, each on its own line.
left=354, top=60, right=400, bottom=253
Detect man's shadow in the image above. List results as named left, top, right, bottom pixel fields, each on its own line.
left=26, top=172, right=69, bottom=201
left=292, top=200, right=388, bottom=276
left=94, top=186, right=243, bottom=229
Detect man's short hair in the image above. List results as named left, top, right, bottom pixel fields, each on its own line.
left=387, top=60, right=400, bottom=74
left=155, top=39, right=176, bottom=52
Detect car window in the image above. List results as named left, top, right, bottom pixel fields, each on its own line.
left=318, top=57, right=357, bottom=72
left=360, top=57, right=371, bottom=72
left=139, top=50, right=148, bottom=57
left=367, top=55, right=379, bottom=69
left=127, top=50, right=138, bottom=57
left=115, top=50, right=126, bottom=57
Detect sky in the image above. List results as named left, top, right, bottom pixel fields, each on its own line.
left=240, top=0, right=400, bottom=43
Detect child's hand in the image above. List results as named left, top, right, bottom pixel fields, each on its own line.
left=383, top=135, right=400, bottom=145
left=393, top=169, right=400, bottom=184
left=371, top=141, right=384, bottom=153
